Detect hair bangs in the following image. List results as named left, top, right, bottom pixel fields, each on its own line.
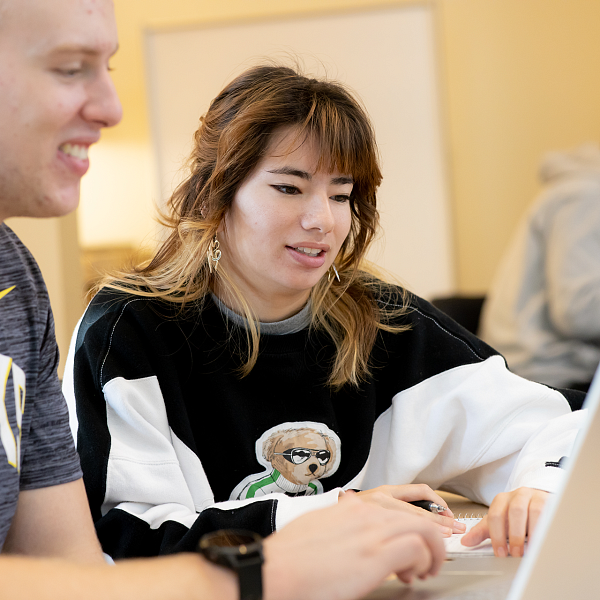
left=289, top=92, right=379, bottom=191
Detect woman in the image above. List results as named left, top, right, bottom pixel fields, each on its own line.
left=65, top=65, right=583, bottom=561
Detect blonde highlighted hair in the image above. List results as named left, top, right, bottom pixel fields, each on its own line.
left=103, top=64, right=409, bottom=388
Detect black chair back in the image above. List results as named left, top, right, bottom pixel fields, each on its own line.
left=430, top=296, right=486, bottom=335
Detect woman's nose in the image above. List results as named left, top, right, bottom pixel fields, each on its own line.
left=301, top=193, right=334, bottom=233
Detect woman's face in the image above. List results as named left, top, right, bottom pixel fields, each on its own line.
left=218, top=126, right=353, bottom=320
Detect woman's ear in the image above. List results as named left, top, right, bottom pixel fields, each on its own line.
left=217, top=213, right=227, bottom=235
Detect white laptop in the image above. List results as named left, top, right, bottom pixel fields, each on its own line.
left=364, top=367, right=600, bottom=600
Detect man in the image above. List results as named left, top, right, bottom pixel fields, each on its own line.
left=0, top=0, right=445, bottom=598
left=480, top=143, right=600, bottom=407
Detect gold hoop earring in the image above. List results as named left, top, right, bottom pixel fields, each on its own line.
left=328, top=263, right=340, bottom=283
left=207, top=235, right=222, bottom=274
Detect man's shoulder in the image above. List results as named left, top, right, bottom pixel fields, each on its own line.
left=0, top=223, right=50, bottom=339
left=1, top=222, right=33, bottom=257
left=0, top=223, right=45, bottom=287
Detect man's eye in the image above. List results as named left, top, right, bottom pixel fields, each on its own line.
left=272, top=185, right=300, bottom=195
left=55, top=67, right=82, bottom=78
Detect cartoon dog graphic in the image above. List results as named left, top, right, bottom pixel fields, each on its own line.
left=231, top=422, right=341, bottom=500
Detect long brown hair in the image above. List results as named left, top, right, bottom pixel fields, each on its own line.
left=103, top=64, right=409, bottom=388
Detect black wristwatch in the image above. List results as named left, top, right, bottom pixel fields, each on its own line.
left=199, top=530, right=264, bottom=600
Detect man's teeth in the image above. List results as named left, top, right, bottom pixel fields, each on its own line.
left=60, top=143, right=88, bottom=160
left=295, top=247, right=321, bottom=256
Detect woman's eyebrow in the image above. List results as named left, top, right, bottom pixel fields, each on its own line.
left=332, top=176, right=354, bottom=185
left=267, top=168, right=354, bottom=185
left=267, top=167, right=311, bottom=180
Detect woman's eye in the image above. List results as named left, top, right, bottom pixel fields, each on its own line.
left=273, top=185, right=300, bottom=195
left=332, top=194, right=351, bottom=203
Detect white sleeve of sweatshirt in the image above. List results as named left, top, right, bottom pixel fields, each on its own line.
left=353, top=355, right=579, bottom=506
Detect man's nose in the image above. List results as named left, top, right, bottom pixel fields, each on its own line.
left=83, top=70, right=123, bottom=129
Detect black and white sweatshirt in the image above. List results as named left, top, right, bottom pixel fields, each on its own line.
left=63, top=285, right=584, bottom=559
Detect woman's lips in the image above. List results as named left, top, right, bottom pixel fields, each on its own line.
left=286, top=245, right=327, bottom=267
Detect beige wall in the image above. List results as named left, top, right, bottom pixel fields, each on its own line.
left=106, top=0, right=413, bottom=145
left=439, top=0, right=600, bottom=292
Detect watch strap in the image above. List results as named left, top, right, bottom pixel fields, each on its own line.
left=236, top=552, right=263, bottom=600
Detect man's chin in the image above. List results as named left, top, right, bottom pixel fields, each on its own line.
left=37, top=186, right=81, bottom=218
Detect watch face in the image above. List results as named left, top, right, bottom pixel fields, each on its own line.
left=200, top=530, right=261, bottom=549
left=200, top=529, right=261, bottom=548
left=199, top=529, right=264, bottom=567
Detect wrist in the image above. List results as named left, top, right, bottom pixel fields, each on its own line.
left=177, top=554, right=237, bottom=600
left=261, top=537, right=285, bottom=600
left=120, top=554, right=238, bottom=600
left=262, top=535, right=304, bottom=600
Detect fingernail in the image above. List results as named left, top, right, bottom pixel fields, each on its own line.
left=496, top=546, right=507, bottom=558
left=455, top=520, right=467, bottom=530
left=510, top=546, right=521, bottom=558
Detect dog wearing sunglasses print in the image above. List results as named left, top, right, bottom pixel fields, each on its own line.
left=231, top=422, right=341, bottom=500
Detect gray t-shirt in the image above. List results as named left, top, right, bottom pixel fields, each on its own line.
left=0, top=224, right=82, bottom=549
left=211, top=293, right=312, bottom=334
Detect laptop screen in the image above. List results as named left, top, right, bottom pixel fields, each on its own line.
left=507, top=368, right=600, bottom=599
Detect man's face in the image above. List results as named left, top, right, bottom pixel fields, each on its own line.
left=0, top=0, right=122, bottom=221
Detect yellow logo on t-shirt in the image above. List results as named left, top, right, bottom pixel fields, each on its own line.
left=0, top=287, right=25, bottom=471
left=0, top=286, right=15, bottom=301
left=0, top=355, right=25, bottom=471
